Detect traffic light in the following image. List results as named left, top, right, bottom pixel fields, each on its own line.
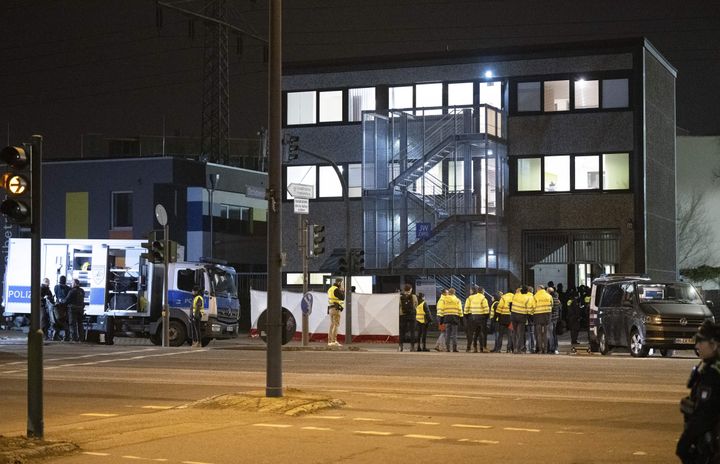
left=308, top=224, right=325, bottom=257
left=151, top=240, right=165, bottom=262
left=167, top=240, right=178, bottom=263
left=0, top=145, right=32, bottom=225
left=283, top=135, right=299, bottom=161
left=351, top=249, right=365, bottom=273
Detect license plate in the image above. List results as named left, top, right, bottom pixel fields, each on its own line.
left=227, top=326, right=234, bottom=333
left=675, top=338, right=694, bottom=344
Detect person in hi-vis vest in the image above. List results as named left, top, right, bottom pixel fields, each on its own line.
left=327, top=278, right=345, bottom=347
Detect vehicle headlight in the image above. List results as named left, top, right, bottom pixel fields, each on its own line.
left=643, top=315, right=662, bottom=324
left=211, top=324, right=221, bottom=332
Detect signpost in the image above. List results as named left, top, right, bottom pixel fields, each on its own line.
left=287, top=182, right=314, bottom=199
left=154, top=204, right=170, bottom=348
left=288, top=182, right=313, bottom=346
left=293, top=198, right=309, bottom=214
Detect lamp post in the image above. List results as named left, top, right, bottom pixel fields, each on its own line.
left=207, top=173, right=220, bottom=259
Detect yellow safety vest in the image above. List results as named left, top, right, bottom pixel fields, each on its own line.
left=442, top=295, right=463, bottom=317
left=416, top=301, right=427, bottom=324
left=436, top=295, right=447, bottom=317
left=511, top=292, right=535, bottom=315
left=328, top=285, right=343, bottom=309
left=464, top=293, right=489, bottom=315
left=496, top=293, right=514, bottom=315
left=193, top=295, right=204, bottom=317
left=583, top=295, right=591, bottom=304
left=534, top=289, right=553, bottom=314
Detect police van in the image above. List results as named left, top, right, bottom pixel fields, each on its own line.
left=588, top=275, right=714, bottom=357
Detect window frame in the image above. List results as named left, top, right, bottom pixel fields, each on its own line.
left=511, top=152, right=632, bottom=195
left=110, top=191, right=133, bottom=230
left=283, top=162, right=362, bottom=201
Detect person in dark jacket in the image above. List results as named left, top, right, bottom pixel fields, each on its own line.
left=677, top=320, right=720, bottom=464
left=53, top=276, right=71, bottom=341
left=40, top=278, right=56, bottom=341
left=64, top=279, right=85, bottom=342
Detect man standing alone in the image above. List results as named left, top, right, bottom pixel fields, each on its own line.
left=399, top=284, right=418, bottom=352
left=327, top=278, right=345, bottom=347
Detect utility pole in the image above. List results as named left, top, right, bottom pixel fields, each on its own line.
left=28, top=135, right=43, bottom=438
left=265, top=0, right=283, bottom=398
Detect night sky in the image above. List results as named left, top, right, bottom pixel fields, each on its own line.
left=1, top=0, right=718, bottom=157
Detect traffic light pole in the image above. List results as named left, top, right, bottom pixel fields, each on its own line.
left=28, top=135, right=43, bottom=438
left=301, top=218, right=309, bottom=346
left=298, top=147, right=352, bottom=345
left=162, top=223, right=170, bottom=348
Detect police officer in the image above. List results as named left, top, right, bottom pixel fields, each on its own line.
left=677, top=320, right=720, bottom=464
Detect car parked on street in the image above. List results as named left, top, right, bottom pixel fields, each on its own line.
left=588, top=275, right=714, bottom=357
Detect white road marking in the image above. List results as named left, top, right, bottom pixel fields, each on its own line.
left=252, top=423, right=292, bottom=428
left=82, top=452, right=111, bottom=456
left=152, top=460, right=169, bottom=462
left=353, top=417, right=383, bottom=422
left=304, top=415, right=344, bottom=420
left=633, top=451, right=648, bottom=456
left=410, top=421, right=439, bottom=425
left=301, top=426, right=333, bottom=431
left=354, top=430, right=393, bottom=436
left=121, top=456, right=144, bottom=460
left=458, top=438, right=500, bottom=445
left=504, top=427, right=540, bottom=432
left=40, top=350, right=202, bottom=371
left=182, top=461, right=215, bottom=464
left=452, top=424, right=493, bottom=429
left=556, top=430, right=584, bottom=435
left=432, top=394, right=490, bottom=400
left=404, top=434, right=445, bottom=440
left=140, top=405, right=175, bottom=410
left=81, top=413, right=119, bottom=417
left=325, top=389, right=350, bottom=393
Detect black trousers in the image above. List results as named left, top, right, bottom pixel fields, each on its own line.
left=399, top=316, right=416, bottom=347
left=464, top=315, right=478, bottom=349
left=473, top=314, right=489, bottom=350
left=416, top=321, right=428, bottom=349
left=511, top=313, right=528, bottom=353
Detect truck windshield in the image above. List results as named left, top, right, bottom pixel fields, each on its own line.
left=209, top=268, right=237, bottom=297
left=637, top=283, right=703, bottom=304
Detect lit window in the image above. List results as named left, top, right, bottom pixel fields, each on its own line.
left=348, top=87, right=375, bottom=122
left=479, top=81, right=502, bottom=109
left=544, top=80, right=570, bottom=112
left=603, top=153, right=630, bottom=190
left=111, top=191, right=132, bottom=229
left=286, top=165, right=316, bottom=199
left=348, top=163, right=362, bottom=197
left=319, top=165, right=344, bottom=198
left=319, top=90, right=343, bottom=122
left=517, top=82, right=540, bottom=112
left=574, top=80, right=599, bottom=109
left=389, top=86, right=413, bottom=109
left=448, top=82, right=473, bottom=107
left=575, top=155, right=600, bottom=190
left=517, top=158, right=541, bottom=191
left=448, top=161, right=473, bottom=192
left=416, top=83, right=442, bottom=115
left=602, top=79, right=629, bottom=108
left=287, top=91, right=316, bottom=125
left=544, top=156, right=570, bottom=192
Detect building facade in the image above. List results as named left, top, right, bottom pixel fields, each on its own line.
left=281, top=38, right=677, bottom=295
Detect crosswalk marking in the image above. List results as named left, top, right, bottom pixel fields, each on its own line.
left=452, top=424, right=492, bottom=429
left=404, top=434, right=445, bottom=440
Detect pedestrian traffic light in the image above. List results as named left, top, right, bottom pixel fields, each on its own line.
left=351, top=248, right=365, bottom=273
left=308, top=224, right=325, bottom=257
left=151, top=240, right=165, bottom=262
left=0, top=145, right=32, bottom=225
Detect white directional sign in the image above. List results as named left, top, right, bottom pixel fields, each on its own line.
left=294, top=198, right=309, bottom=214
left=287, top=183, right=314, bottom=199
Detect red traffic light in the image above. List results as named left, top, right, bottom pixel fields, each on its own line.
left=0, top=146, right=28, bottom=169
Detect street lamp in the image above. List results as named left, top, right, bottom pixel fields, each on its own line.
left=207, top=173, right=220, bottom=259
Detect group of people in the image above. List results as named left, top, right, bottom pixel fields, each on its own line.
left=397, top=282, right=594, bottom=354
left=40, top=276, right=86, bottom=342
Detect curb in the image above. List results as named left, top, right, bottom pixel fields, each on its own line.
left=0, top=441, right=78, bottom=464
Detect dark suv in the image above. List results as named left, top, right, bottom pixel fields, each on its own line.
left=589, top=275, right=714, bottom=357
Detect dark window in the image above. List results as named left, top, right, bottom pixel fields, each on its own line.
left=107, top=139, right=140, bottom=156
left=621, top=283, right=635, bottom=307
left=176, top=269, right=195, bottom=292
left=111, top=192, right=132, bottom=229
left=600, top=285, right=623, bottom=307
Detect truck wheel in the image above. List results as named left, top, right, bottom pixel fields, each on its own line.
left=201, top=337, right=211, bottom=347
left=149, top=334, right=161, bottom=346
left=168, top=320, right=187, bottom=347
left=629, top=328, right=649, bottom=358
left=660, top=349, right=674, bottom=358
left=598, top=329, right=611, bottom=355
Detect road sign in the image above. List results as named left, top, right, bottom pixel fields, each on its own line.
left=287, top=183, right=314, bottom=199
left=294, top=198, right=309, bottom=214
left=301, top=292, right=313, bottom=315
left=416, top=222, right=431, bottom=240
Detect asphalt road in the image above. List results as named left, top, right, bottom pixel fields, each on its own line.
left=0, top=337, right=695, bottom=463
